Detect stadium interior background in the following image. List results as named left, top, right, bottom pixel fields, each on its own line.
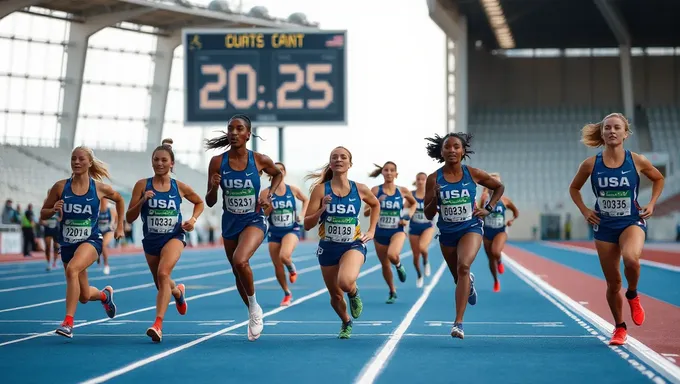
left=1, top=0, right=680, bottom=256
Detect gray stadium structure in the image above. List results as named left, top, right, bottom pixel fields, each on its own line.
left=1, top=0, right=679, bottom=247
left=427, top=0, right=680, bottom=241
left=0, top=0, right=319, bottom=250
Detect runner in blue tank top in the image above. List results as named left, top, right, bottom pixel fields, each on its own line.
left=569, top=113, right=664, bottom=346
left=478, top=172, right=520, bottom=293
left=304, top=146, right=380, bottom=339
left=423, top=133, right=504, bottom=340
left=41, top=188, right=61, bottom=271
left=126, top=138, right=204, bottom=343
left=40, top=146, right=125, bottom=339
left=205, top=115, right=284, bottom=342
left=259, top=161, right=309, bottom=307
left=407, top=172, right=436, bottom=288
left=365, top=161, right=415, bottom=303
left=97, top=198, right=116, bottom=275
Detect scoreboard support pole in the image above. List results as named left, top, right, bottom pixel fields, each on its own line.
left=278, top=126, right=285, bottom=163
left=249, top=126, right=284, bottom=163
left=252, top=127, right=259, bottom=152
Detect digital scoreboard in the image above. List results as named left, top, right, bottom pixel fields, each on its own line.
left=182, top=28, right=347, bottom=126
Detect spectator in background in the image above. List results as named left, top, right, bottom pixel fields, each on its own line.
left=21, top=203, right=36, bottom=257
left=1, top=199, right=16, bottom=224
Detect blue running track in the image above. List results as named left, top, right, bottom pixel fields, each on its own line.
left=0, top=241, right=678, bottom=383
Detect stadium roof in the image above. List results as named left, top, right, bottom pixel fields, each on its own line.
left=13, top=0, right=318, bottom=36
left=452, top=0, right=680, bottom=50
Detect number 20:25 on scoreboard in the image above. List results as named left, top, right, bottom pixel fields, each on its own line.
left=183, top=29, right=347, bottom=126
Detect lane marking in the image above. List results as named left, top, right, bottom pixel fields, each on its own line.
left=78, top=250, right=413, bottom=384
left=355, top=259, right=447, bottom=384
left=503, top=251, right=680, bottom=384
left=0, top=255, right=316, bottom=314
left=0, top=261, right=322, bottom=348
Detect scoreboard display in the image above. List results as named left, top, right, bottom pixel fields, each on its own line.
left=182, top=28, right=347, bottom=126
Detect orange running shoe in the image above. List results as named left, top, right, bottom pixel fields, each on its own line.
left=280, top=294, right=292, bottom=306
left=609, top=327, right=627, bottom=345
left=498, top=261, right=505, bottom=274
left=146, top=324, right=163, bottom=343
left=175, top=284, right=187, bottom=315
left=289, top=271, right=298, bottom=284
left=493, top=280, right=500, bottom=292
left=628, top=296, right=645, bottom=326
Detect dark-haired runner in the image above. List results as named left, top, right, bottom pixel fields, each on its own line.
left=423, top=132, right=504, bottom=339
left=205, top=114, right=284, bottom=341
left=365, top=161, right=413, bottom=303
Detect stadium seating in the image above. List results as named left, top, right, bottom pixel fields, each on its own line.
left=466, top=106, right=637, bottom=208
left=648, top=105, right=680, bottom=171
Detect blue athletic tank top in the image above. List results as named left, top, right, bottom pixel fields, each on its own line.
left=220, top=150, right=262, bottom=218
left=319, top=181, right=362, bottom=243
left=98, top=208, right=112, bottom=233
left=141, top=178, right=183, bottom=239
left=410, top=191, right=432, bottom=227
left=376, top=185, right=403, bottom=233
left=59, top=178, right=101, bottom=247
left=483, top=197, right=506, bottom=230
left=436, top=165, right=482, bottom=234
left=269, top=184, right=298, bottom=232
left=590, top=150, right=642, bottom=229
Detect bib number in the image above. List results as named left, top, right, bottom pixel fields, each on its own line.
left=484, top=215, right=504, bottom=229
left=325, top=223, right=355, bottom=242
left=412, top=211, right=429, bottom=224
left=62, top=219, right=92, bottom=243
left=227, top=196, right=256, bottom=214
left=599, top=197, right=630, bottom=217
left=98, top=220, right=110, bottom=232
left=378, top=215, right=399, bottom=229
left=271, top=212, right=293, bottom=227
left=441, top=201, right=472, bottom=223
left=148, top=216, right=178, bottom=234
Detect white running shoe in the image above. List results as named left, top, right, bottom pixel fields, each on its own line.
left=424, top=262, right=431, bottom=277
left=247, top=305, right=264, bottom=341
left=416, top=276, right=424, bottom=288
left=103, top=265, right=110, bottom=275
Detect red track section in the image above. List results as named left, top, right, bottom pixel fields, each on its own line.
left=505, top=244, right=680, bottom=366
left=554, top=241, right=680, bottom=267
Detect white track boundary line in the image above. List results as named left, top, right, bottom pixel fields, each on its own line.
left=0, top=245, right=225, bottom=267
left=0, top=332, right=596, bottom=338
left=355, top=257, right=446, bottom=384
left=540, top=241, right=680, bottom=273
left=0, top=255, right=316, bottom=314
left=0, top=259, right=323, bottom=348
left=502, top=251, right=680, bottom=384
left=78, top=250, right=413, bottom=384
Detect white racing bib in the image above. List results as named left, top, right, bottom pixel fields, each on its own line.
left=598, top=190, right=631, bottom=217
left=441, top=197, right=473, bottom=223
left=224, top=188, right=256, bottom=214
left=324, top=216, right=357, bottom=243
left=62, top=219, right=92, bottom=243
left=147, top=209, right=179, bottom=234
left=484, top=214, right=505, bottom=229
left=98, top=219, right=111, bottom=232
left=412, top=211, right=429, bottom=224
left=271, top=208, right=294, bottom=227
left=378, top=211, right=400, bottom=229
left=46, top=217, right=59, bottom=229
